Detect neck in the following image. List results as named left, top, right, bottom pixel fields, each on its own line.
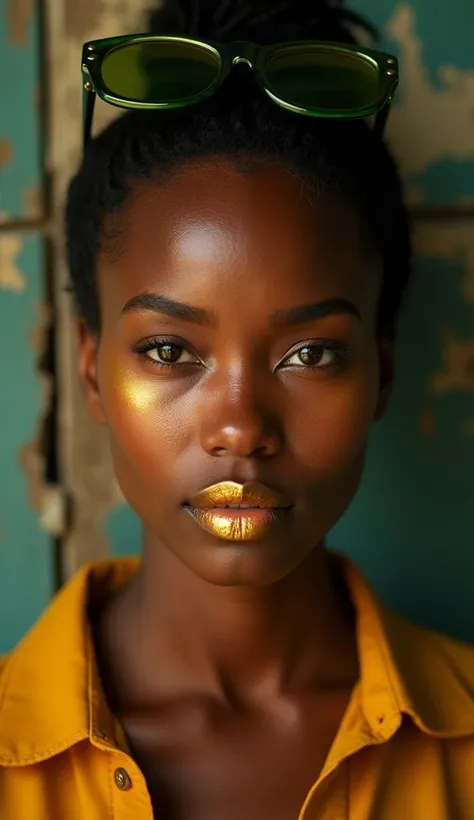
left=97, top=537, right=359, bottom=708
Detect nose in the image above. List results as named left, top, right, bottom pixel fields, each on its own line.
left=199, top=372, right=283, bottom=459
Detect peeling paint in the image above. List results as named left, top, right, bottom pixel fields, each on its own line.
left=64, top=0, right=102, bottom=39
left=414, top=225, right=474, bottom=399
left=0, top=138, right=14, bottom=168
left=46, top=0, right=153, bottom=575
left=29, top=301, right=51, bottom=353
left=40, top=485, right=65, bottom=536
left=387, top=3, right=474, bottom=178
left=0, top=235, right=26, bottom=291
left=48, top=0, right=149, bottom=171
left=431, top=330, right=474, bottom=393
left=19, top=439, right=45, bottom=511
left=23, top=184, right=42, bottom=219
left=6, top=0, right=35, bottom=46
left=18, top=299, right=55, bottom=531
left=414, top=223, right=474, bottom=305
left=419, top=410, right=437, bottom=436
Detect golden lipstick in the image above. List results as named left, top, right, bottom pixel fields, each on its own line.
left=186, top=481, right=292, bottom=541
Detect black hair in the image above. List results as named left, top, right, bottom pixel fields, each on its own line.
left=66, top=0, right=411, bottom=334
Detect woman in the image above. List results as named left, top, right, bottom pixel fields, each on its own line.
left=1, top=1, right=473, bottom=818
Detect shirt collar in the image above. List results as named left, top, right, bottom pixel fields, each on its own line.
left=338, top=554, right=474, bottom=739
left=1, top=554, right=473, bottom=766
left=0, top=558, right=139, bottom=765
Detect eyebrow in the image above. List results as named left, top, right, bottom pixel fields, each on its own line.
left=270, top=298, right=362, bottom=327
left=120, top=293, right=361, bottom=327
left=120, top=293, right=217, bottom=326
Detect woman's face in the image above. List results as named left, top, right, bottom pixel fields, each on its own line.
left=80, top=158, right=393, bottom=586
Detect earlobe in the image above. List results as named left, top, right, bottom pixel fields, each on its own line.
left=77, top=319, right=107, bottom=424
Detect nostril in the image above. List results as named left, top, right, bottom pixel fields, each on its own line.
left=211, top=446, right=228, bottom=457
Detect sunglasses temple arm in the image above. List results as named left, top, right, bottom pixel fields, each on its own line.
left=373, top=100, right=391, bottom=140
left=82, top=83, right=96, bottom=152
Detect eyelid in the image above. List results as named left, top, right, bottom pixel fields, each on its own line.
left=132, top=335, right=203, bottom=364
left=133, top=334, right=195, bottom=352
left=278, top=339, right=349, bottom=366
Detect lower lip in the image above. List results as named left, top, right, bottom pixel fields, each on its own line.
left=185, top=507, right=292, bottom=541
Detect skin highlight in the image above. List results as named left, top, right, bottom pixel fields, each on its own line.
left=78, top=157, right=395, bottom=820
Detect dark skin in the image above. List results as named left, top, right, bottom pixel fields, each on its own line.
left=79, top=158, right=394, bottom=820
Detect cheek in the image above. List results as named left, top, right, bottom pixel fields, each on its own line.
left=291, top=366, right=379, bottom=477
left=98, top=359, right=187, bottom=470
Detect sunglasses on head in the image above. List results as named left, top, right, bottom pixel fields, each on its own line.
left=81, top=35, right=399, bottom=151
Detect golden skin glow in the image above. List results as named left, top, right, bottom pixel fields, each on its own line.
left=114, top=366, right=158, bottom=413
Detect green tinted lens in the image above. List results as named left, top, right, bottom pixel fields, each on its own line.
left=101, top=40, right=221, bottom=102
left=265, top=46, right=380, bottom=111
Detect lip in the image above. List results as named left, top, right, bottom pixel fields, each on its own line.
left=185, top=481, right=293, bottom=541
left=189, top=481, right=292, bottom=510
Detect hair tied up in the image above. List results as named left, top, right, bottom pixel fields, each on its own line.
left=148, top=0, right=377, bottom=46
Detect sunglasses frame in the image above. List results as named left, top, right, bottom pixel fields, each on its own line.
left=82, top=35, right=399, bottom=150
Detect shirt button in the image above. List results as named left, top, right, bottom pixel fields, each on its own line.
left=114, top=767, right=132, bottom=791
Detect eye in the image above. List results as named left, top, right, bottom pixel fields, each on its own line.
left=132, top=337, right=201, bottom=368
left=146, top=342, right=197, bottom=365
left=282, top=344, right=343, bottom=369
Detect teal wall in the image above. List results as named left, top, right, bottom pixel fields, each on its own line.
left=331, top=230, right=474, bottom=640
left=106, top=0, right=474, bottom=642
left=0, top=0, right=54, bottom=652
left=0, top=236, right=54, bottom=650
left=331, top=0, right=474, bottom=639
left=355, top=0, right=474, bottom=204
left=0, top=0, right=42, bottom=219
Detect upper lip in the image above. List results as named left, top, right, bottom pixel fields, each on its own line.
left=188, top=481, right=293, bottom=510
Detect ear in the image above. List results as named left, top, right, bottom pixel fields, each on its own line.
left=375, top=324, right=396, bottom=422
left=77, top=318, right=107, bottom=425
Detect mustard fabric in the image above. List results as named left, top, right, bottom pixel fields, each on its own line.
left=1, top=556, right=474, bottom=819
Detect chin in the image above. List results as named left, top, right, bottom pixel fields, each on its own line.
left=178, top=539, right=316, bottom=588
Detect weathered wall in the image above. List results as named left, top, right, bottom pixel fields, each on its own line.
left=1, top=0, right=473, bottom=649
left=329, top=0, right=474, bottom=640
left=0, top=0, right=55, bottom=652
left=46, top=0, right=151, bottom=580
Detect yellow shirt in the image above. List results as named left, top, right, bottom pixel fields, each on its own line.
left=1, top=556, right=474, bottom=819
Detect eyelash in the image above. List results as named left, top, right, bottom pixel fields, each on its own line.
left=132, top=336, right=202, bottom=370
left=132, top=336, right=350, bottom=372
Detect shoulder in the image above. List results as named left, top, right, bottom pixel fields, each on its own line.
left=385, top=606, right=474, bottom=736
left=339, top=552, right=474, bottom=726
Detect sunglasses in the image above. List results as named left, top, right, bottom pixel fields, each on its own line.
left=81, top=35, right=399, bottom=150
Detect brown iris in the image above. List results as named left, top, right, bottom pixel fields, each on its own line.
left=157, top=343, right=182, bottom=363
left=298, top=346, right=323, bottom=366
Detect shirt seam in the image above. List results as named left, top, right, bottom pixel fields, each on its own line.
left=359, top=605, right=403, bottom=730
left=108, top=753, right=115, bottom=820
left=0, top=731, right=89, bottom=766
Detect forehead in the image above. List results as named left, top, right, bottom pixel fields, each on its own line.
left=98, top=158, right=380, bottom=313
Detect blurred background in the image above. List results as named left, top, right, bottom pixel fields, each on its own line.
left=0, top=0, right=473, bottom=652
